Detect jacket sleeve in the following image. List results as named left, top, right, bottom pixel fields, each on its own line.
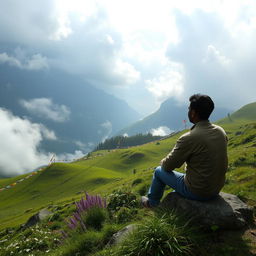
left=161, top=134, right=192, bottom=171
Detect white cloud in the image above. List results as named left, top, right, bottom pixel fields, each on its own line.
left=99, top=120, right=112, bottom=142
left=123, top=133, right=129, bottom=137
left=0, top=108, right=52, bottom=176
left=112, top=59, right=140, bottom=85
left=55, top=150, right=84, bottom=162
left=0, top=108, right=85, bottom=176
left=203, top=45, right=231, bottom=66
left=146, top=64, right=184, bottom=102
left=20, top=98, right=70, bottom=122
left=74, top=141, right=95, bottom=151
left=0, top=52, right=48, bottom=70
left=150, top=126, right=172, bottom=136
left=39, top=125, right=57, bottom=140
left=0, top=0, right=256, bottom=115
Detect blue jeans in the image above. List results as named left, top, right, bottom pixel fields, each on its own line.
left=147, top=166, right=216, bottom=207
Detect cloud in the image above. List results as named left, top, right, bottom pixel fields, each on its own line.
left=202, top=45, right=231, bottom=67
left=20, top=98, right=70, bottom=122
left=0, top=0, right=256, bottom=116
left=112, top=59, right=140, bottom=85
left=0, top=108, right=85, bottom=176
left=146, top=63, right=184, bottom=102
left=0, top=108, right=52, bottom=176
left=0, top=0, right=71, bottom=44
left=98, top=120, right=112, bottom=142
left=74, top=141, right=95, bottom=151
left=166, top=9, right=256, bottom=108
left=0, top=52, right=48, bottom=70
left=150, top=126, right=172, bottom=136
left=55, top=150, right=84, bottom=162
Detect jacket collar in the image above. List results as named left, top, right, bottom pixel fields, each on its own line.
left=190, top=120, right=210, bottom=130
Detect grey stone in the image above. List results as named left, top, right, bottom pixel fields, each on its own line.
left=160, top=192, right=254, bottom=230
left=24, top=208, right=52, bottom=228
left=107, top=224, right=137, bottom=246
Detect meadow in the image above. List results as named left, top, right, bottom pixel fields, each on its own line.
left=0, top=103, right=255, bottom=255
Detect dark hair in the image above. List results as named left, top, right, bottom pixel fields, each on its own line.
left=189, top=94, right=214, bottom=120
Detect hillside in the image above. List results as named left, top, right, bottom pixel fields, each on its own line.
left=218, top=101, right=256, bottom=124
left=0, top=103, right=256, bottom=255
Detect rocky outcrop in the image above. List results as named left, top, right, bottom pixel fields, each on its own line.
left=160, top=192, right=254, bottom=230
left=23, top=208, right=52, bottom=229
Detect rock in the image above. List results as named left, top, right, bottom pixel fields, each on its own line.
left=23, top=208, right=52, bottom=228
left=160, top=192, right=254, bottom=230
left=107, top=224, right=137, bottom=246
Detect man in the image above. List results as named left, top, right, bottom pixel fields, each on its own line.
left=142, top=94, right=228, bottom=207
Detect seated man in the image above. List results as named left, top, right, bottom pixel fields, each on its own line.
left=142, top=94, right=228, bottom=207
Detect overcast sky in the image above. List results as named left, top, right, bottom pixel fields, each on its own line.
left=1, top=0, right=256, bottom=176
left=1, top=0, right=256, bottom=115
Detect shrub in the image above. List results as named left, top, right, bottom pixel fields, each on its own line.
left=107, top=189, right=139, bottom=214
left=115, top=207, right=137, bottom=224
left=56, top=231, right=102, bottom=256
left=83, top=206, right=107, bottom=230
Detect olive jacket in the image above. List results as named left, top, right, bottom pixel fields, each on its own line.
left=161, top=120, right=228, bottom=198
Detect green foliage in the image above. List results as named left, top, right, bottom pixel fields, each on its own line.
left=0, top=224, right=61, bottom=256
left=131, top=178, right=143, bottom=186
left=107, top=189, right=139, bottom=213
left=53, top=231, right=102, bottom=256
left=116, top=213, right=195, bottom=256
left=136, top=183, right=149, bottom=196
left=115, top=207, right=137, bottom=224
left=83, top=207, right=107, bottom=231
left=94, top=133, right=163, bottom=151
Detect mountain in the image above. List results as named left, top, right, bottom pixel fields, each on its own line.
left=0, top=65, right=141, bottom=153
left=118, top=98, right=231, bottom=136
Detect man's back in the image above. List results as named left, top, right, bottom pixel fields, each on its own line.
left=184, top=120, right=228, bottom=197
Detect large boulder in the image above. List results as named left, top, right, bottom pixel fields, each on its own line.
left=160, top=192, right=254, bottom=230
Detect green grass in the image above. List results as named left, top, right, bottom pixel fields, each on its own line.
left=0, top=103, right=256, bottom=255
left=1, top=119, right=256, bottom=230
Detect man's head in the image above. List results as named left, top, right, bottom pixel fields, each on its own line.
left=188, top=94, right=214, bottom=123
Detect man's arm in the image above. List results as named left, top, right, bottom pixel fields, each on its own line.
left=161, top=134, right=192, bottom=171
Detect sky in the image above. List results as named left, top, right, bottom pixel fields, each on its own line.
left=1, top=0, right=256, bottom=176
left=1, top=0, right=256, bottom=115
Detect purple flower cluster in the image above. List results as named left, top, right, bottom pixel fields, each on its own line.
left=67, top=192, right=107, bottom=231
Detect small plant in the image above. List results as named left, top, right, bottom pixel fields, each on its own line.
left=107, top=189, right=139, bottom=214
left=115, top=207, right=136, bottom=224
left=83, top=206, right=107, bottom=230
left=66, top=193, right=107, bottom=232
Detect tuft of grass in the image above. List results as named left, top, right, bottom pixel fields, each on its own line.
left=50, top=231, right=102, bottom=256
left=115, top=212, right=198, bottom=256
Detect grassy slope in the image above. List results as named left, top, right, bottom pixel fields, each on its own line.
left=0, top=101, right=255, bottom=230
left=0, top=132, right=182, bottom=229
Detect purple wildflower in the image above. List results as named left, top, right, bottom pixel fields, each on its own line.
left=66, top=192, right=106, bottom=232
